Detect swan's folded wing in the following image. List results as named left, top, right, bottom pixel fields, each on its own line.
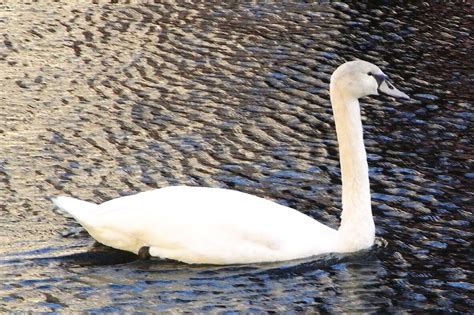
left=88, top=186, right=338, bottom=264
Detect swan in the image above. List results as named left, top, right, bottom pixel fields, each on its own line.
left=53, top=60, right=409, bottom=265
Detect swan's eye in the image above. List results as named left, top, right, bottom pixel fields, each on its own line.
left=367, top=72, right=373, bottom=76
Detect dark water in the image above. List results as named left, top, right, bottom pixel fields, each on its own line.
left=0, top=1, right=472, bottom=312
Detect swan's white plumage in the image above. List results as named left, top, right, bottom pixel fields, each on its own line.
left=53, top=60, right=409, bottom=264
left=54, top=186, right=338, bottom=264
left=53, top=196, right=98, bottom=223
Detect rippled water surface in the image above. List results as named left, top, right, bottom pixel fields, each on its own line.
left=0, top=1, right=472, bottom=312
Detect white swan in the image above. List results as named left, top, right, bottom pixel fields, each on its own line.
left=53, top=60, right=409, bottom=265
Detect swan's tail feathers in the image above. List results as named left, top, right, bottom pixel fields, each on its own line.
left=52, top=196, right=99, bottom=225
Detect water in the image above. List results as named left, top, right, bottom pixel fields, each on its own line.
left=0, top=1, right=472, bottom=312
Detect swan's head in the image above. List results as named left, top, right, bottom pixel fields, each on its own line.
left=330, top=60, right=409, bottom=100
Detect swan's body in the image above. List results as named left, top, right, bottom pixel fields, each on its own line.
left=53, top=60, right=409, bottom=265
left=55, top=187, right=338, bottom=264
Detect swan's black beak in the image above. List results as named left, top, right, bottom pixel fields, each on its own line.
left=374, top=74, right=410, bottom=100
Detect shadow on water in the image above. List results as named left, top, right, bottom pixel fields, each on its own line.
left=0, top=0, right=472, bottom=313
left=2, top=238, right=397, bottom=312
left=20, top=237, right=387, bottom=268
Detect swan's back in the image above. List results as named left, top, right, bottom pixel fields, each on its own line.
left=55, top=186, right=338, bottom=264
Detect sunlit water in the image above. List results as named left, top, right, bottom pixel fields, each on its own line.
left=0, top=1, right=472, bottom=312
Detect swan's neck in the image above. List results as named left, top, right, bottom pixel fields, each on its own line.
left=330, top=89, right=375, bottom=251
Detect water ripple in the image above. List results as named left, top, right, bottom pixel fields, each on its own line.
left=0, top=1, right=472, bottom=313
